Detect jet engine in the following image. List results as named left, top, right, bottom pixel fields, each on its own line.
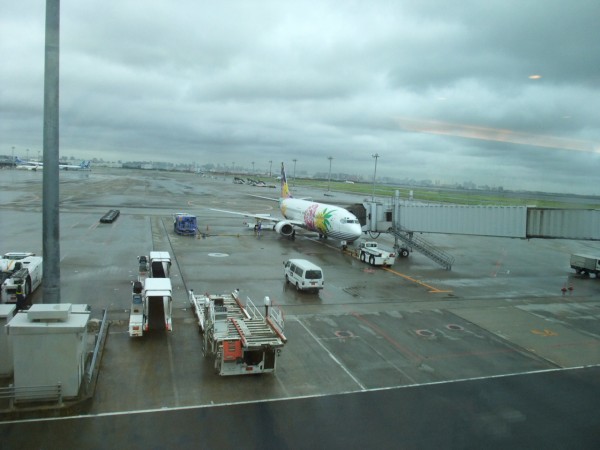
left=275, top=221, right=295, bottom=237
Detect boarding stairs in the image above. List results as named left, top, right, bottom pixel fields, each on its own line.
left=389, top=226, right=455, bottom=270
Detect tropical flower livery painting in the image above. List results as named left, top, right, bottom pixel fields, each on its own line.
left=304, top=204, right=334, bottom=233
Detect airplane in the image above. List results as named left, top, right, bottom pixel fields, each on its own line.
left=212, top=162, right=363, bottom=244
left=59, top=160, right=91, bottom=171
left=15, top=157, right=43, bottom=171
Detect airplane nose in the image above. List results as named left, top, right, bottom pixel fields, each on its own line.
left=350, top=224, right=362, bottom=241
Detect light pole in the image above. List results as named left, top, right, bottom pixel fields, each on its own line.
left=252, top=161, right=255, bottom=173
left=371, top=153, right=380, bottom=201
left=327, top=156, right=333, bottom=192
left=26, top=148, right=30, bottom=161
left=292, top=159, right=297, bottom=184
left=269, top=160, right=272, bottom=177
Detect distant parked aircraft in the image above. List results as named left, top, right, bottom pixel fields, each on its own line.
left=59, top=160, right=91, bottom=171
left=15, top=157, right=43, bottom=171
left=14, top=157, right=91, bottom=171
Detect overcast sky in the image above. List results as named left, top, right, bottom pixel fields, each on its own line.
left=2, top=1, right=599, bottom=194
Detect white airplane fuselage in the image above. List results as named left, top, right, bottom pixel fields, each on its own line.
left=280, top=197, right=362, bottom=242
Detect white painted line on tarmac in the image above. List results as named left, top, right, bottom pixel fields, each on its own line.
left=167, top=334, right=180, bottom=406
left=295, top=318, right=367, bottom=391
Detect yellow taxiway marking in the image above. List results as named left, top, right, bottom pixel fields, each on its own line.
left=382, top=267, right=452, bottom=294
left=531, top=329, right=558, bottom=337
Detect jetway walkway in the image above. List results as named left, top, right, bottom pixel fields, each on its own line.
left=360, top=195, right=600, bottom=270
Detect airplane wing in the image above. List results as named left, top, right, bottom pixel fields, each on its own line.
left=209, top=208, right=305, bottom=227
left=246, top=193, right=279, bottom=202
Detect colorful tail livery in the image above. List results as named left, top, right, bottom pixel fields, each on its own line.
left=280, top=162, right=291, bottom=199
left=212, top=162, right=362, bottom=243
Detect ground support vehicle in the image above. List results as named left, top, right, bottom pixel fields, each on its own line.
left=173, top=213, right=198, bottom=236
left=100, top=209, right=120, bottom=223
left=570, top=253, right=600, bottom=277
left=1, top=255, right=43, bottom=305
left=189, top=289, right=287, bottom=376
left=1, top=252, right=36, bottom=262
left=357, top=241, right=397, bottom=266
left=129, top=278, right=173, bottom=337
left=129, top=252, right=173, bottom=336
left=283, top=259, right=324, bottom=293
left=150, top=251, right=171, bottom=278
left=137, top=255, right=149, bottom=283
left=136, top=252, right=171, bottom=281
left=0, top=252, right=36, bottom=276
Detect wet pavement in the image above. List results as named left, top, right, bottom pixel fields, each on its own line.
left=1, top=167, right=599, bottom=447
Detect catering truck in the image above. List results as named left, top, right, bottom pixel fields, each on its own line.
left=189, top=289, right=286, bottom=375
left=570, top=253, right=600, bottom=277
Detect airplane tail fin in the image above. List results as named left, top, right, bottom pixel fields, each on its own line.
left=281, top=162, right=292, bottom=199
left=81, top=161, right=91, bottom=169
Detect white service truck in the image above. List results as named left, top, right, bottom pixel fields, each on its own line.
left=570, top=253, right=600, bottom=278
left=358, top=241, right=397, bottom=266
left=189, top=289, right=287, bottom=376
left=1, top=254, right=43, bottom=305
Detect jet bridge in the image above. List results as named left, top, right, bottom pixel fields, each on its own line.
left=359, top=191, right=600, bottom=270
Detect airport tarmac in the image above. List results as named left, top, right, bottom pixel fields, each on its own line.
left=1, top=168, right=599, bottom=447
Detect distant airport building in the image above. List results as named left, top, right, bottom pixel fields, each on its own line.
left=0, top=155, right=16, bottom=168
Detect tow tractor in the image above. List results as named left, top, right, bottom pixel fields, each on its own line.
left=357, top=241, right=397, bottom=266
left=189, top=289, right=287, bottom=376
left=173, top=213, right=198, bottom=236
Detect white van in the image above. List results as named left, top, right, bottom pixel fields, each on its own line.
left=283, top=259, right=324, bottom=293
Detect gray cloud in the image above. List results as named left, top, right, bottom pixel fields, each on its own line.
left=1, top=0, right=599, bottom=194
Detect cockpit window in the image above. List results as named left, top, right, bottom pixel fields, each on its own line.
left=341, top=217, right=359, bottom=224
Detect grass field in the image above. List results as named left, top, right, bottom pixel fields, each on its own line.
left=291, top=178, right=600, bottom=209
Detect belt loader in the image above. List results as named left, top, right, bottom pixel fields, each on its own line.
left=129, top=278, right=173, bottom=337
left=129, top=251, right=173, bottom=337
left=189, top=289, right=287, bottom=376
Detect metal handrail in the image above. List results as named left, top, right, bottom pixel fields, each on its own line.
left=0, top=383, right=62, bottom=406
left=87, top=308, right=109, bottom=384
